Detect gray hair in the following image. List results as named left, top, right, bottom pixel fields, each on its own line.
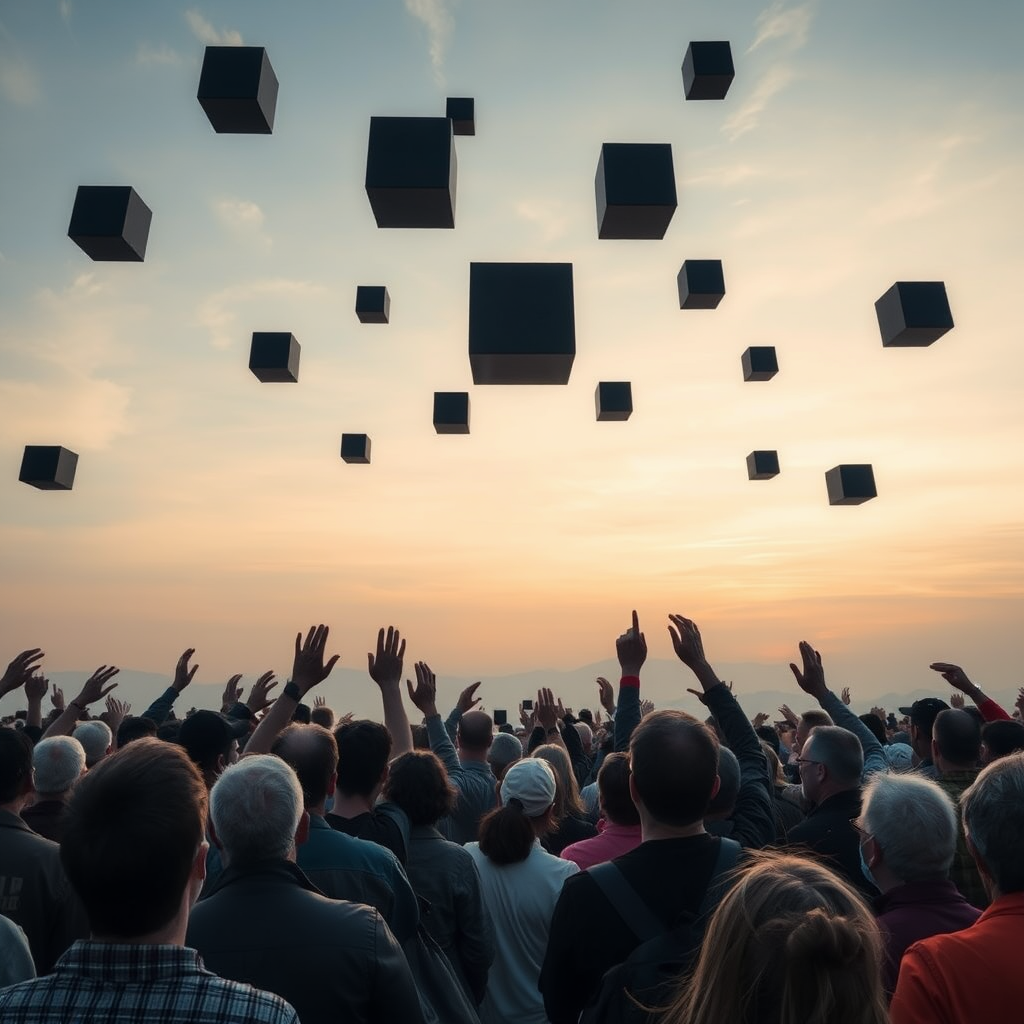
left=32, top=736, right=86, bottom=795
left=209, top=755, right=303, bottom=866
left=73, top=721, right=112, bottom=768
left=961, top=752, right=1024, bottom=895
left=574, top=722, right=593, bottom=752
left=861, top=772, right=958, bottom=882
left=805, top=725, right=863, bottom=786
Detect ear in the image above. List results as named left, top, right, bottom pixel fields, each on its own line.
left=628, top=772, right=641, bottom=811
left=327, top=771, right=337, bottom=799
left=965, top=833, right=992, bottom=886
left=709, top=774, right=721, bottom=801
left=931, top=737, right=940, bottom=762
left=193, top=840, right=209, bottom=884
left=865, top=835, right=881, bottom=869
left=295, top=810, right=310, bottom=848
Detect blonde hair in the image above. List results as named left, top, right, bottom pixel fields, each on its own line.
left=532, top=743, right=586, bottom=821
left=761, top=740, right=788, bottom=788
left=661, top=852, right=888, bottom=1024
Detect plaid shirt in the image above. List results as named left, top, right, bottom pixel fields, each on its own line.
left=0, top=940, right=299, bottom=1024
left=937, top=769, right=988, bottom=910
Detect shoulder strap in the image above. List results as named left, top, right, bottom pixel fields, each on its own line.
left=588, top=862, right=668, bottom=944
left=696, top=837, right=741, bottom=919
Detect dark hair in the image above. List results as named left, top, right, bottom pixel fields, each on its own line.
left=478, top=800, right=553, bottom=865
left=117, top=716, right=158, bottom=748
left=706, top=746, right=741, bottom=817
left=334, top=720, right=391, bottom=798
left=933, top=709, right=981, bottom=767
left=0, top=727, right=33, bottom=803
left=498, top=722, right=514, bottom=735
left=458, top=711, right=493, bottom=754
left=291, top=703, right=312, bottom=725
left=755, top=725, right=781, bottom=756
left=60, top=739, right=207, bottom=937
left=597, top=752, right=639, bottom=826
left=383, top=750, right=456, bottom=826
left=157, top=720, right=182, bottom=743
left=411, top=724, right=430, bottom=750
left=272, top=723, right=338, bottom=807
left=982, top=720, right=1024, bottom=761
left=310, top=705, right=335, bottom=730
left=578, top=709, right=594, bottom=726
left=858, top=713, right=887, bottom=748
left=630, top=710, right=719, bottom=827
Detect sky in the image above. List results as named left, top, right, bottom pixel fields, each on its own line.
left=1, top=0, right=1022, bottom=709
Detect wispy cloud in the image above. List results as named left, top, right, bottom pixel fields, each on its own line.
left=514, top=198, right=570, bottom=245
left=136, top=42, right=183, bottom=66
left=0, top=55, right=41, bottom=106
left=59, top=1, right=72, bottom=24
left=404, top=0, right=455, bottom=83
left=196, top=279, right=327, bottom=350
left=723, top=65, right=795, bottom=140
left=748, top=0, right=815, bottom=52
left=184, top=9, right=243, bottom=47
left=214, top=199, right=265, bottom=230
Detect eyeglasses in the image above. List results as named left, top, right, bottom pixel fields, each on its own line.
left=794, top=757, right=822, bottom=767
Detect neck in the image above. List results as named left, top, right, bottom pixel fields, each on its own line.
left=938, top=760, right=976, bottom=774
left=330, top=792, right=372, bottom=817
left=459, top=749, right=488, bottom=764
left=0, top=794, right=30, bottom=816
left=641, top=819, right=706, bottom=842
left=308, top=800, right=327, bottom=817
left=815, top=781, right=857, bottom=805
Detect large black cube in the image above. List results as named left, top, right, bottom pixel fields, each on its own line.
left=356, top=286, right=390, bottom=324
left=682, top=41, right=735, bottom=100
left=595, top=143, right=677, bottom=240
left=197, top=46, right=278, bottom=134
left=340, top=434, right=371, bottom=464
left=468, top=263, right=576, bottom=384
left=741, top=346, right=778, bottom=382
left=875, top=281, right=954, bottom=347
left=433, top=392, right=470, bottom=434
left=595, top=382, right=633, bottom=421
left=365, top=117, right=456, bottom=228
left=826, top=464, right=877, bottom=505
left=19, top=445, right=79, bottom=491
left=746, top=450, right=779, bottom=480
left=249, top=333, right=300, bottom=382
left=677, top=260, right=725, bottom=309
left=446, top=97, right=475, bottom=136
left=68, top=186, right=152, bottom=262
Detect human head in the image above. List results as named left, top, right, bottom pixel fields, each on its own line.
left=487, top=731, right=523, bottom=781
left=533, top=743, right=585, bottom=821
left=72, top=720, right=113, bottom=769
left=334, top=719, right=391, bottom=799
left=800, top=726, right=863, bottom=806
left=574, top=721, right=593, bottom=755
left=478, top=758, right=557, bottom=865
left=931, top=708, right=981, bottom=770
left=980, top=720, right=1024, bottom=765
left=597, top=751, right=640, bottom=827
left=209, top=755, right=306, bottom=867
left=116, top=715, right=158, bottom=748
left=629, top=710, right=719, bottom=828
left=60, top=739, right=207, bottom=939
left=457, top=710, right=493, bottom=756
left=795, top=710, right=833, bottom=754
left=705, top=746, right=741, bottom=820
left=898, top=697, right=949, bottom=761
left=0, top=727, right=34, bottom=807
left=271, top=723, right=338, bottom=809
left=310, top=704, right=335, bottom=730
left=31, top=736, right=86, bottom=797
left=177, top=710, right=246, bottom=782
left=860, top=772, right=958, bottom=889
left=961, top=752, right=1024, bottom=898
left=663, top=852, right=888, bottom=1024
left=755, top=725, right=781, bottom=757
left=383, top=750, right=456, bottom=827
left=858, top=713, right=887, bottom=748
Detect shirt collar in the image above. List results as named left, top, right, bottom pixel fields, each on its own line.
left=56, top=941, right=209, bottom=982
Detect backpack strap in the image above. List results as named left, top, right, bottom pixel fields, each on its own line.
left=588, top=862, right=668, bottom=944
left=696, top=837, right=742, bottom=920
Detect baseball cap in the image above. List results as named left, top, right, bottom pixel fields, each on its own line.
left=178, top=710, right=249, bottom=767
left=897, top=698, right=950, bottom=730
left=501, top=758, right=556, bottom=817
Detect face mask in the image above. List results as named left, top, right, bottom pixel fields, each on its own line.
left=859, top=841, right=879, bottom=890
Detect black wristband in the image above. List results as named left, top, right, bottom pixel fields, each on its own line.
left=283, top=681, right=301, bottom=702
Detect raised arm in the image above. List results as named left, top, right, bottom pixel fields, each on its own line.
left=613, top=610, right=646, bottom=752
left=929, top=662, right=1012, bottom=722
left=141, top=648, right=197, bottom=725
left=42, top=666, right=120, bottom=739
left=368, top=626, right=413, bottom=759
left=0, top=649, right=45, bottom=702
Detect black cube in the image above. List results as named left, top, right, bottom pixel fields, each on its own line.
left=826, top=464, right=877, bottom=505
left=746, top=450, right=779, bottom=480
left=197, top=46, right=278, bottom=134
left=433, top=392, right=470, bottom=434
left=365, top=117, right=456, bottom=228
left=19, top=445, right=79, bottom=491
left=340, top=434, right=371, bottom=464
left=741, top=346, right=778, bottom=382
left=682, top=41, right=735, bottom=100
left=595, top=382, right=633, bottom=421
left=468, top=263, right=576, bottom=384
left=677, top=260, right=725, bottom=309
left=249, top=332, right=300, bottom=383
left=446, top=97, right=475, bottom=136
left=356, top=286, right=390, bottom=324
left=68, top=186, right=152, bottom=262
left=875, top=281, right=954, bottom=347
left=595, top=143, right=677, bottom=240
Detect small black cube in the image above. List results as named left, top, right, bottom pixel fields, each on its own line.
left=682, top=41, right=735, bottom=100
left=68, top=186, right=152, bottom=262
left=446, top=97, right=475, bottom=136
left=677, top=260, right=725, bottom=309
left=595, top=143, right=677, bottom=240
left=826, top=464, right=877, bottom=505
left=433, top=392, right=470, bottom=434
left=746, top=450, right=780, bottom=480
left=741, top=346, right=778, bottom=382
left=356, top=286, right=390, bottom=324
left=249, top=333, right=300, bottom=383
left=19, top=445, right=79, bottom=491
left=365, top=117, right=456, bottom=228
left=468, top=263, right=576, bottom=384
left=340, top=434, right=371, bottom=464
left=875, top=281, right=954, bottom=347
left=595, top=382, right=633, bottom=421
left=197, top=46, right=279, bottom=134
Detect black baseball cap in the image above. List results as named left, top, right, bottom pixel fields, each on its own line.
left=897, top=698, right=950, bottom=730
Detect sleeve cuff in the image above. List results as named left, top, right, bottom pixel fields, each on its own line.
left=619, top=675, right=641, bottom=689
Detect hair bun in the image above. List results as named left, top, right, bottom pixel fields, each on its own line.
left=786, top=909, right=866, bottom=967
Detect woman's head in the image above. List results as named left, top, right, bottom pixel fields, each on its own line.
left=533, top=742, right=585, bottom=821
left=478, top=758, right=557, bottom=865
left=382, top=750, right=456, bottom=827
left=665, top=852, right=888, bottom=1024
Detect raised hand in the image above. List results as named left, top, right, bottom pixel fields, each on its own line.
left=870, top=706, right=887, bottom=722
left=615, top=610, right=648, bottom=676
left=596, top=676, right=616, bottom=716
left=104, top=696, right=131, bottom=733
left=928, top=662, right=980, bottom=698
left=752, top=712, right=770, bottom=729
left=406, top=661, right=438, bottom=718
left=25, top=674, right=49, bottom=704
left=1016, top=687, right=1024, bottom=719
left=949, top=693, right=965, bottom=709
left=789, top=641, right=827, bottom=700
left=314, top=696, right=327, bottom=709
left=50, top=686, right=65, bottom=712
left=368, top=626, right=406, bottom=690
left=74, top=666, right=120, bottom=707
left=292, top=625, right=340, bottom=697
left=246, top=671, right=278, bottom=713
left=173, top=649, right=198, bottom=693
left=536, top=688, right=560, bottom=732
left=667, top=615, right=707, bottom=669
left=519, top=702, right=536, bottom=730
left=338, top=711, right=354, bottom=727
left=0, top=649, right=45, bottom=699
left=778, top=704, right=799, bottom=727
left=221, top=674, right=243, bottom=709
left=841, top=686, right=852, bottom=706
left=456, top=681, right=483, bottom=715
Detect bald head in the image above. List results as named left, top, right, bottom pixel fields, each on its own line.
left=458, top=711, right=493, bottom=755
left=271, top=724, right=338, bottom=809
left=933, top=709, right=981, bottom=770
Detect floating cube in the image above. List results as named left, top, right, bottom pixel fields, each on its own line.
left=365, top=117, right=456, bottom=228
left=682, top=41, right=735, bottom=100
left=249, top=332, right=299, bottom=382
left=595, top=382, right=633, bottom=421
left=746, top=450, right=779, bottom=480
left=595, top=143, right=677, bottom=240
left=433, top=392, right=470, bottom=434
left=19, top=446, right=79, bottom=491
left=826, top=464, right=877, bottom=505
left=875, top=282, right=954, bottom=347
left=741, top=346, right=778, bottom=382
left=678, top=260, right=725, bottom=309
left=67, top=186, right=152, bottom=262
left=446, top=97, right=475, bottom=136
left=340, top=434, right=371, bottom=464
left=469, top=263, right=576, bottom=384
left=197, top=46, right=278, bottom=134
left=356, top=286, right=390, bottom=324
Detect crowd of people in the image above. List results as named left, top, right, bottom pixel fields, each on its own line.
left=0, top=613, right=1022, bottom=1023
